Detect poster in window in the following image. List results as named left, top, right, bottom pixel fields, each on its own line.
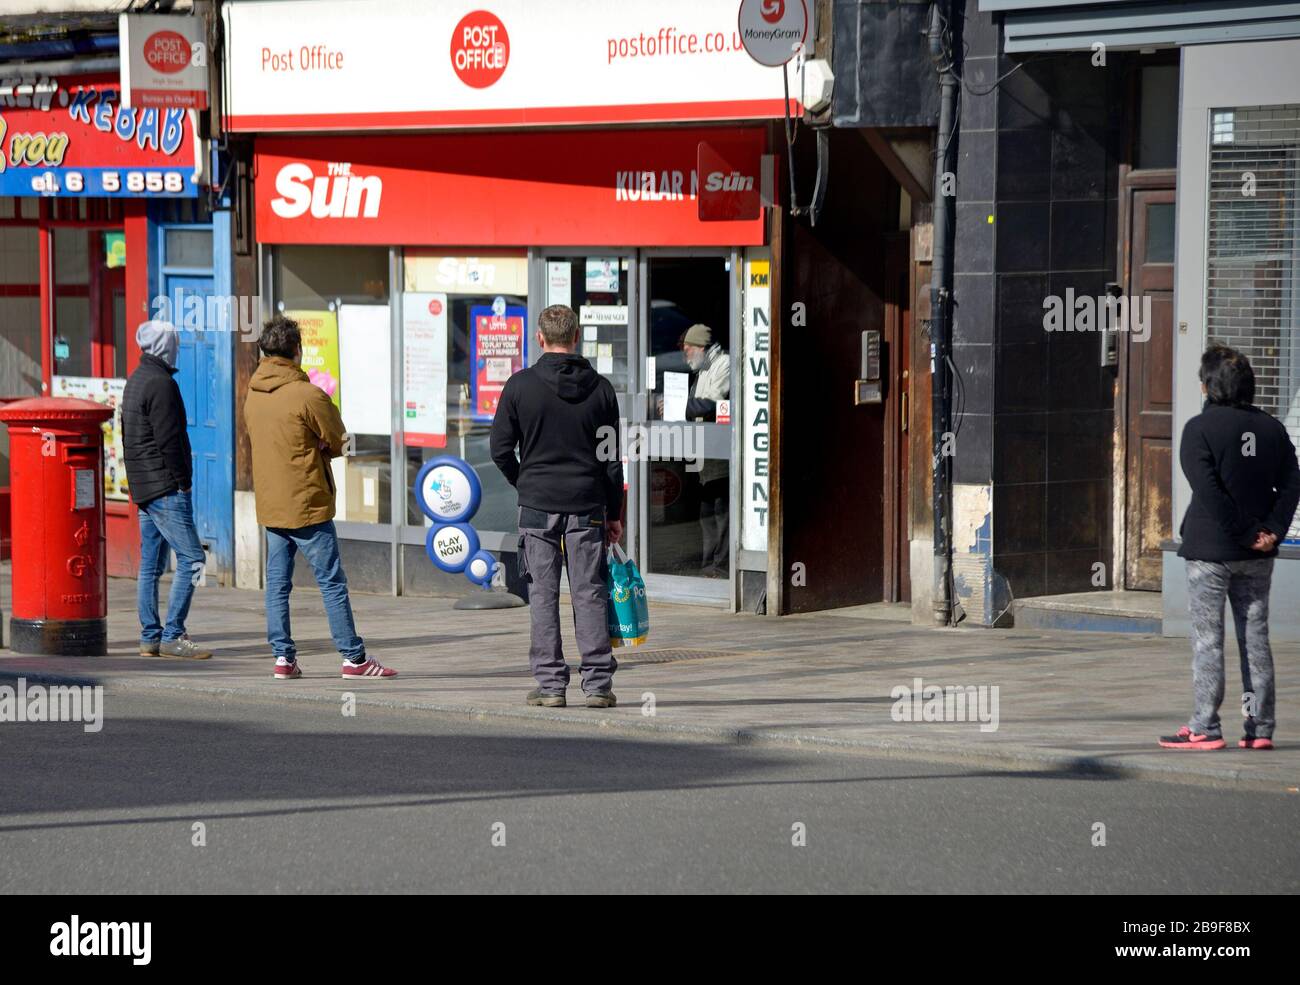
left=51, top=375, right=128, bottom=502
left=338, top=304, right=391, bottom=435
left=585, top=258, right=619, bottom=294
left=402, top=292, right=449, bottom=447
left=286, top=309, right=341, bottom=408
left=469, top=298, right=526, bottom=422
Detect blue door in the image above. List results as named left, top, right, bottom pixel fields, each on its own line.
left=164, top=270, right=232, bottom=581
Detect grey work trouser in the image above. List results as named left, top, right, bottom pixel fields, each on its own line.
left=517, top=507, right=617, bottom=695
left=1186, top=557, right=1276, bottom=740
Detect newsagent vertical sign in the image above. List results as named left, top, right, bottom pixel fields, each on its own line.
left=741, top=248, right=772, bottom=553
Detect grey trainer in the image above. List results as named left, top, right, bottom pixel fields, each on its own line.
left=585, top=691, right=617, bottom=709
left=158, top=637, right=212, bottom=660
left=140, top=640, right=160, bottom=657
left=526, top=688, right=566, bottom=707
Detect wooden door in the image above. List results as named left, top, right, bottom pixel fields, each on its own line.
left=1124, top=185, right=1176, bottom=590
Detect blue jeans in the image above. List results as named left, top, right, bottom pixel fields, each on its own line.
left=137, top=489, right=206, bottom=643
left=265, top=520, right=365, bottom=662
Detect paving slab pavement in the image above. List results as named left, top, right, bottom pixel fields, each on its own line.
left=2, top=569, right=1298, bottom=792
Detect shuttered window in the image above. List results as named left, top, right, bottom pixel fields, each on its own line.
left=1206, top=104, right=1300, bottom=539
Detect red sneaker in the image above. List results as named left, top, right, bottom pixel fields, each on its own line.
left=1158, top=726, right=1225, bottom=750
left=1238, top=736, right=1275, bottom=750
left=341, top=657, right=397, bottom=679
left=274, top=659, right=301, bottom=680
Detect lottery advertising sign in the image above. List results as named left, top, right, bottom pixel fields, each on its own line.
left=414, top=455, right=495, bottom=587
left=469, top=298, right=526, bottom=422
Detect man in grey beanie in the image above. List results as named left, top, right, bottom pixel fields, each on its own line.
left=120, top=320, right=211, bottom=659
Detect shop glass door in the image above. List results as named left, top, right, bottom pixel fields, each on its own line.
left=538, top=250, right=637, bottom=552
left=637, top=251, right=735, bottom=602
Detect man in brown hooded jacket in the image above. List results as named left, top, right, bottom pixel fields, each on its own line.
left=244, top=315, right=396, bottom=680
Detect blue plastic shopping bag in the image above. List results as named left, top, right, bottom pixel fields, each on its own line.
left=606, top=544, right=649, bottom=647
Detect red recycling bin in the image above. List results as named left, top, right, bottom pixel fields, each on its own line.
left=0, top=397, right=115, bottom=655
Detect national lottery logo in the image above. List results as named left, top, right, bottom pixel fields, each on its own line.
left=415, top=456, right=495, bottom=587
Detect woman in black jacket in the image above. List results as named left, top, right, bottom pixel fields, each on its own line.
left=1162, top=346, right=1300, bottom=750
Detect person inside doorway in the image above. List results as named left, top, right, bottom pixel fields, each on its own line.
left=684, top=324, right=730, bottom=577
left=1161, top=345, right=1300, bottom=751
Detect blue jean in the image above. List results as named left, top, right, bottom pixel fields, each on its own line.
left=264, top=520, right=365, bottom=662
left=137, top=489, right=206, bottom=643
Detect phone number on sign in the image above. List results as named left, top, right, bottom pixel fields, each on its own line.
left=19, top=169, right=195, bottom=197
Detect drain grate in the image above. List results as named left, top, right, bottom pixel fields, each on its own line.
left=618, top=648, right=747, bottom=665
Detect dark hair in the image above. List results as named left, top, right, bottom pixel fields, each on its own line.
left=258, top=315, right=301, bottom=359
left=537, top=305, right=578, bottom=346
left=1199, top=345, right=1255, bottom=407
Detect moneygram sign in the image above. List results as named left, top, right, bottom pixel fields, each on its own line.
left=119, top=12, right=209, bottom=109
left=737, top=0, right=809, bottom=67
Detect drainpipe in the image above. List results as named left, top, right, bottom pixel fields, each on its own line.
left=928, top=2, right=958, bottom=627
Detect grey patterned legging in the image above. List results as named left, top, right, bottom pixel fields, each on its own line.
left=1185, top=558, right=1276, bottom=740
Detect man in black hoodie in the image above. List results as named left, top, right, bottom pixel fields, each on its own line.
left=490, top=304, right=623, bottom=708
left=120, top=320, right=211, bottom=660
left=1161, top=346, right=1300, bottom=751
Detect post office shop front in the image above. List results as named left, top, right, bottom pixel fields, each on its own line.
left=248, top=127, right=776, bottom=607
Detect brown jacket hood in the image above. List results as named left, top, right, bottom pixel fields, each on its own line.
left=249, top=356, right=311, bottom=393
left=243, top=356, right=348, bottom=529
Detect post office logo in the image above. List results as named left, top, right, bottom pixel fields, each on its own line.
left=451, top=10, right=510, bottom=89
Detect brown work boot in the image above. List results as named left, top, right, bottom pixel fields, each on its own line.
left=526, top=688, right=566, bottom=707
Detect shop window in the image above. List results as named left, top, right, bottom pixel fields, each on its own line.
left=0, top=216, right=40, bottom=488
left=543, top=255, right=631, bottom=390
left=1206, top=103, right=1300, bottom=539
left=164, top=228, right=213, bottom=268
left=402, top=250, right=527, bottom=533
left=0, top=224, right=40, bottom=398
left=1138, top=65, right=1179, bottom=170
left=274, top=246, right=392, bottom=524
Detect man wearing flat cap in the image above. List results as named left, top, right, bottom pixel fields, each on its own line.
left=682, top=323, right=731, bottom=577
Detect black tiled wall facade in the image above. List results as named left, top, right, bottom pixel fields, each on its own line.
left=950, top=4, right=1122, bottom=602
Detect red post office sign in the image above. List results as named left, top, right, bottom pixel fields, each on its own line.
left=254, top=127, right=769, bottom=246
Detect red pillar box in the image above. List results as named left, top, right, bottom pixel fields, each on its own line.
left=0, top=398, right=115, bottom=656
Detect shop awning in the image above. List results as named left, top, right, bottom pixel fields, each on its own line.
left=979, top=0, right=1300, bottom=53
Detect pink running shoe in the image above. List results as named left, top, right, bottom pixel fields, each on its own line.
left=274, top=659, right=301, bottom=680
left=1238, top=736, right=1275, bottom=750
left=1158, top=726, right=1225, bottom=750
left=341, top=657, right=397, bottom=679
